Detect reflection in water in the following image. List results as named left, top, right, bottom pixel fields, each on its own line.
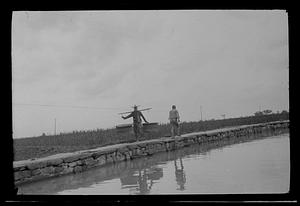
left=17, top=131, right=289, bottom=195
left=119, top=149, right=187, bottom=194
left=137, top=169, right=152, bottom=194
left=174, top=157, right=186, bottom=191
left=120, top=166, right=163, bottom=194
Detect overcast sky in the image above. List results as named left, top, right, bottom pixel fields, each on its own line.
left=12, top=10, right=289, bottom=138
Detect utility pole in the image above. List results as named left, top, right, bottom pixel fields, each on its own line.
left=200, top=106, right=203, bottom=121
left=54, top=118, right=56, bottom=136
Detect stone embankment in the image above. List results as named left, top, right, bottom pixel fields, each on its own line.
left=14, top=120, right=289, bottom=185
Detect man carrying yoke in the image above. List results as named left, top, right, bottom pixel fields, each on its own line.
left=122, top=105, right=149, bottom=141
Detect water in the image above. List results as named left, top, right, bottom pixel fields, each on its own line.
left=17, top=133, right=290, bottom=195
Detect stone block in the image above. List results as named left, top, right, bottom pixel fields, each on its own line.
left=123, top=152, right=131, bottom=160
left=27, top=161, right=47, bottom=170
left=188, top=138, right=195, bottom=143
left=91, top=151, right=107, bottom=158
left=46, top=158, right=63, bottom=166
left=136, top=142, right=148, bottom=148
left=115, top=152, right=125, bottom=162
left=126, top=144, right=139, bottom=150
left=78, top=153, right=93, bottom=160
left=13, top=165, right=27, bottom=172
left=95, top=155, right=106, bottom=166
left=86, top=162, right=97, bottom=169
left=62, top=166, right=74, bottom=174
left=83, top=157, right=96, bottom=166
left=153, top=143, right=161, bottom=149
left=133, top=148, right=140, bottom=155
left=106, top=154, right=115, bottom=164
left=74, top=166, right=83, bottom=173
left=32, top=169, right=41, bottom=176
left=54, top=166, right=64, bottom=173
left=63, top=154, right=81, bottom=163
left=68, top=161, right=78, bottom=168
left=117, top=146, right=129, bottom=153
left=14, top=170, right=31, bottom=181
left=76, top=160, right=84, bottom=166
left=197, top=135, right=204, bottom=142
left=146, top=148, right=154, bottom=155
left=40, top=166, right=55, bottom=175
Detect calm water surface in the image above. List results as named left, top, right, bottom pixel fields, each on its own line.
left=18, top=133, right=290, bottom=194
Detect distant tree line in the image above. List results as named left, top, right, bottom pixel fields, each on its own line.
left=254, top=109, right=288, bottom=116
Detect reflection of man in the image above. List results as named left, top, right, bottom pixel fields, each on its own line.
left=174, top=158, right=186, bottom=191
left=137, top=169, right=153, bottom=194
left=122, top=105, right=149, bottom=141
left=120, top=159, right=163, bottom=194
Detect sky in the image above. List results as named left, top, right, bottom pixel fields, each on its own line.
left=12, top=10, right=289, bottom=138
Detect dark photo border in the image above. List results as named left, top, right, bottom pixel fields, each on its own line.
left=2, top=3, right=296, bottom=205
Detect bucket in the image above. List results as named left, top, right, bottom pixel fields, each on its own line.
left=116, top=124, right=132, bottom=133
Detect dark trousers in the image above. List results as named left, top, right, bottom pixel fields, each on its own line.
left=133, top=123, right=142, bottom=140
left=170, top=120, right=180, bottom=137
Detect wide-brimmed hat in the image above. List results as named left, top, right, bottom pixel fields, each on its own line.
left=132, top=105, right=140, bottom=109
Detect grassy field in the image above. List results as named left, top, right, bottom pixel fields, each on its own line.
left=13, top=113, right=289, bottom=161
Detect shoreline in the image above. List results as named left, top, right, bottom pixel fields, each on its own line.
left=14, top=120, right=289, bottom=186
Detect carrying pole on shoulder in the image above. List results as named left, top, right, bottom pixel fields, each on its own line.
left=117, top=105, right=152, bottom=115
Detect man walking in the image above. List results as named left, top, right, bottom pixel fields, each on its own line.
left=122, top=105, right=149, bottom=141
left=169, top=105, right=180, bottom=138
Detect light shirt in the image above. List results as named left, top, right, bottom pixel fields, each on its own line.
left=169, top=109, right=180, bottom=121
